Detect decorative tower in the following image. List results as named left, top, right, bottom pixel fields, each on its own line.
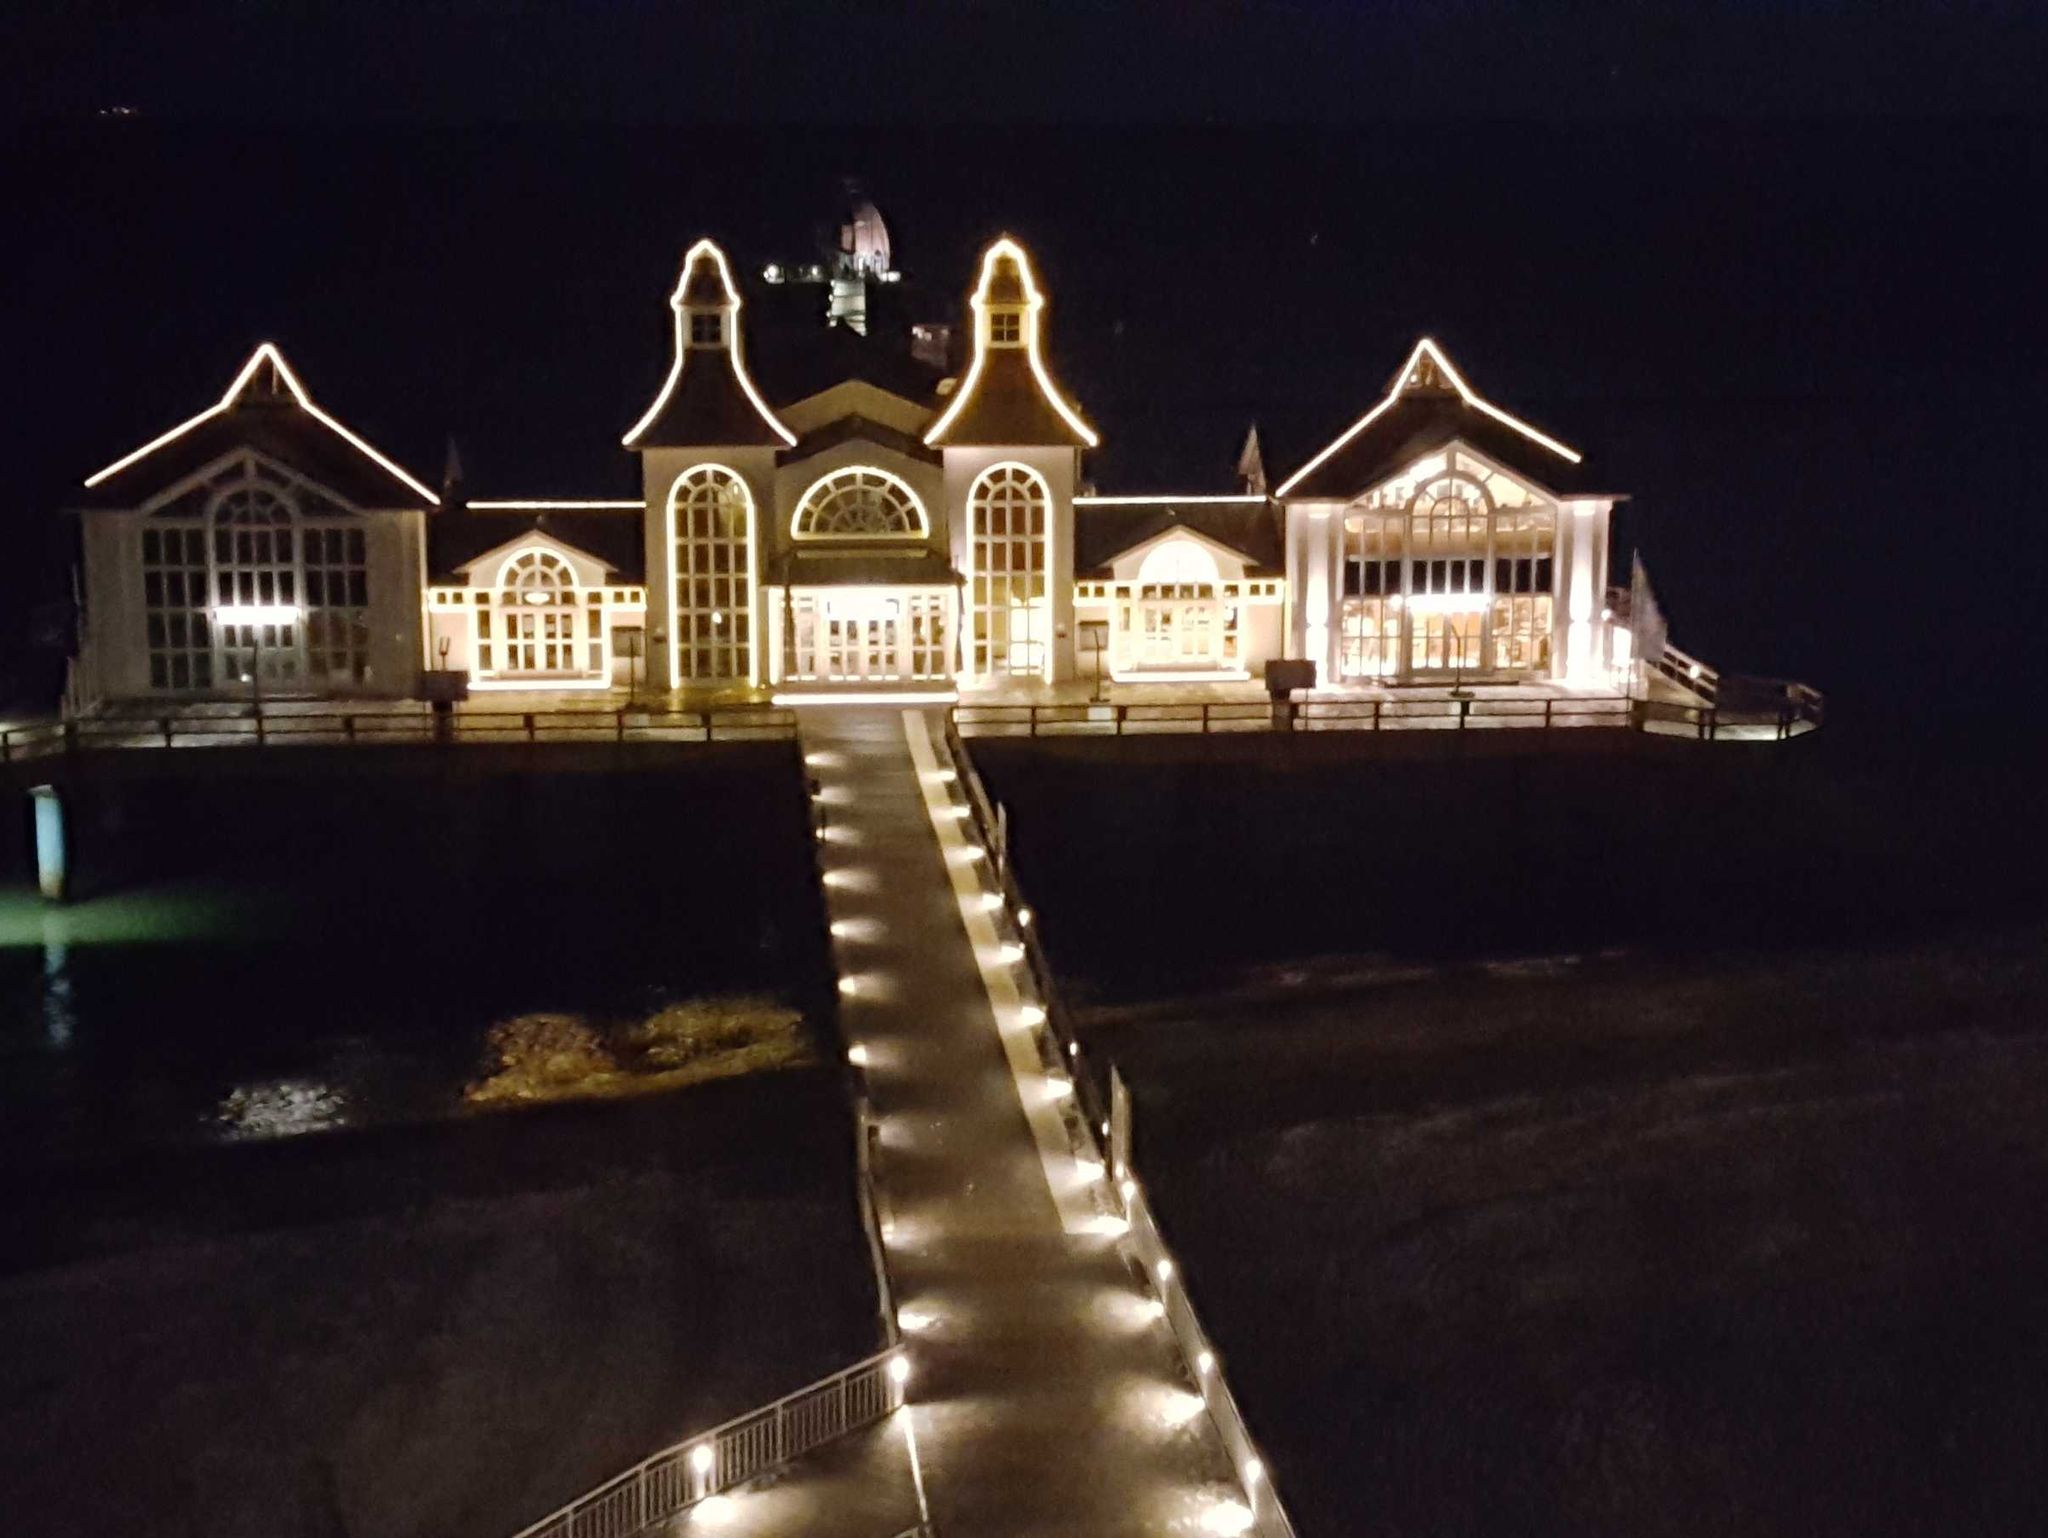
left=624, top=239, right=794, bottom=692
left=927, top=237, right=1096, bottom=685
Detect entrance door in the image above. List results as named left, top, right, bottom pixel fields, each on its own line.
left=823, top=612, right=901, bottom=681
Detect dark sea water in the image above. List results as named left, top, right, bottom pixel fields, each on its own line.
left=0, top=752, right=827, bottom=1162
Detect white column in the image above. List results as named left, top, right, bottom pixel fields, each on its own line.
left=1564, top=501, right=1599, bottom=685
left=1301, top=509, right=1334, bottom=685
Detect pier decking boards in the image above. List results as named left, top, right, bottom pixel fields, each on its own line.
left=805, top=707, right=1238, bottom=1537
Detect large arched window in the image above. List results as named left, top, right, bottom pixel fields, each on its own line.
left=791, top=466, right=928, bottom=539
left=489, top=549, right=586, bottom=675
left=1337, top=453, right=1556, bottom=680
left=140, top=460, right=371, bottom=694
left=966, top=462, right=1050, bottom=678
left=669, top=465, right=754, bottom=682
left=206, top=483, right=302, bottom=689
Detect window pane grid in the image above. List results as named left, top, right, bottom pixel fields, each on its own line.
left=968, top=465, right=1048, bottom=678
left=671, top=466, right=753, bottom=682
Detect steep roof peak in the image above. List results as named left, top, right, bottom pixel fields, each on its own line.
left=623, top=238, right=795, bottom=449
left=1276, top=337, right=1582, bottom=499
left=924, top=236, right=1097, bottom=449
left=82, top=341, right=439, bottom=504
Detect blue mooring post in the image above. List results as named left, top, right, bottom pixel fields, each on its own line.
left=31, top=784, right=67, bottom=902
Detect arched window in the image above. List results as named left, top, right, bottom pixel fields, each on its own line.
left=669, top=465, right=754, bottom=682
left=967, top=462, right=1050, bottom=678
left=205, top=480, right=302, bottom=689
left=1118, top=537, right=1234, bottom=674
left=791, top=466, right=928, bottom=539
left=1136, top=536, right=1220, bottom=591
left=139, top=460, right=370, bottom=694
left=1337, top=454, right=1556, bottom=680
left=490, top=549, right=586, bottom=675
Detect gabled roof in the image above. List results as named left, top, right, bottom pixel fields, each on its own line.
left=1276, top=338, right=1586, bottom=500
left=924, top=238, right=1097, bottom=449
left=429, top=506, right=645, bottom=583
left=1074, top=497, right=1284, bottom=577
left=780, top=413, right=941, bottom=468
left=80, top=343, right=438, bottom=508
left=623, top=239, right=796, bottom=450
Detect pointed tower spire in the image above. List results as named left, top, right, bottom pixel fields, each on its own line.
left=1236, top=424, right=1267, bottom=496
left=924, top=236, right=1097, bottom=448
left=441, top=435, right=465, bottom=508
left=622, top=239, right=795, bottom=449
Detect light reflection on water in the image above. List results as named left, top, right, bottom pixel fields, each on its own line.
left=214, top=1077, right=354, bottom=1139
left=5, top=821, right=807, bottom=1158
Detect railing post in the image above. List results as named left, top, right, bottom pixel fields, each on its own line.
left=344, top=714, right=356, bottom=742
left=1373, top=700, right=1382, bottom=731
left=523, top=711, right=536, bottom=742
left=616, top=709, right=627, bottom=743
left=160, top=716, right=173, bottom=748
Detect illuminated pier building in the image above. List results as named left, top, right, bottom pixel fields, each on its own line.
left=70, top=204, right=1656, bottom=707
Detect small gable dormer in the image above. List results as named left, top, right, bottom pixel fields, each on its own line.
left=924, top=237, right=1096, bottom=449
left=623, top=239, right=795, bottom=450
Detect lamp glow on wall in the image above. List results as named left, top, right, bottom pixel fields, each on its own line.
left=213, top=602, right=304, bottom=710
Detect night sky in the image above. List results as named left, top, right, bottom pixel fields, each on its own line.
left=4, top=4, right=2045, bottom=735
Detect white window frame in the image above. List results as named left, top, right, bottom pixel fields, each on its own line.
left=965, top=461, right=1051, bottom=681
left=790, top=465, right=930, bottom=540
left=667, top=464, right=756, bottom=685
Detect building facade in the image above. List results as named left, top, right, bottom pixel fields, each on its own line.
left=69, top=229, right=1649, bottom=708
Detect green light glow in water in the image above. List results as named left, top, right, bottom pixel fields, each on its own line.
left=0, top=881, right=278, bottom=949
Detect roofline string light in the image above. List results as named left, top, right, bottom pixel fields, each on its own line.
left=622, top=237, right=797, bottom=449
left=924, top=236, right=1099, bottom=449
left=467, top=499, right=642, bottom=511
left=1074, top=494, right=1267, bottom=506
left=1273, top=337, right=1581, bottom=499
left=83, top=342, right=441, bottom=504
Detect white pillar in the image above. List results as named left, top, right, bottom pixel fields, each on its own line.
left=1564, top=501, right=1600, bottom=685
left=1301, top=510, right=1334, bottom=685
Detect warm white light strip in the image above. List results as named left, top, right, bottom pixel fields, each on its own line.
left=924, top=237, right=1099, bottom=449
left=1106, top=668, right=1252, bottom=684
left=1274, top=337, right=1580, bottom=499
left=212, top=603, right=303, bottom=625
left=622, top=238, right=796, bottom=448
left=467, top=499, right=642, bottom=511
left=466, top=677, right=615, bottom=692
left=84, top=341, right=441, bottom=504
left=773, top=690, right=960, bottom=706
left=1075, top=494, right=1266, bottom=506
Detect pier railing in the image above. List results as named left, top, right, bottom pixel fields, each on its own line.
left=0, top=706, right=796, bottom=762
left=955, top=686, right=1823, bottom=742
left=507, top=1348, right=908, bottom=1538
left=954, top=694, right=1632, bottom=738
left=934, top=716, right=1298, bottom=1538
